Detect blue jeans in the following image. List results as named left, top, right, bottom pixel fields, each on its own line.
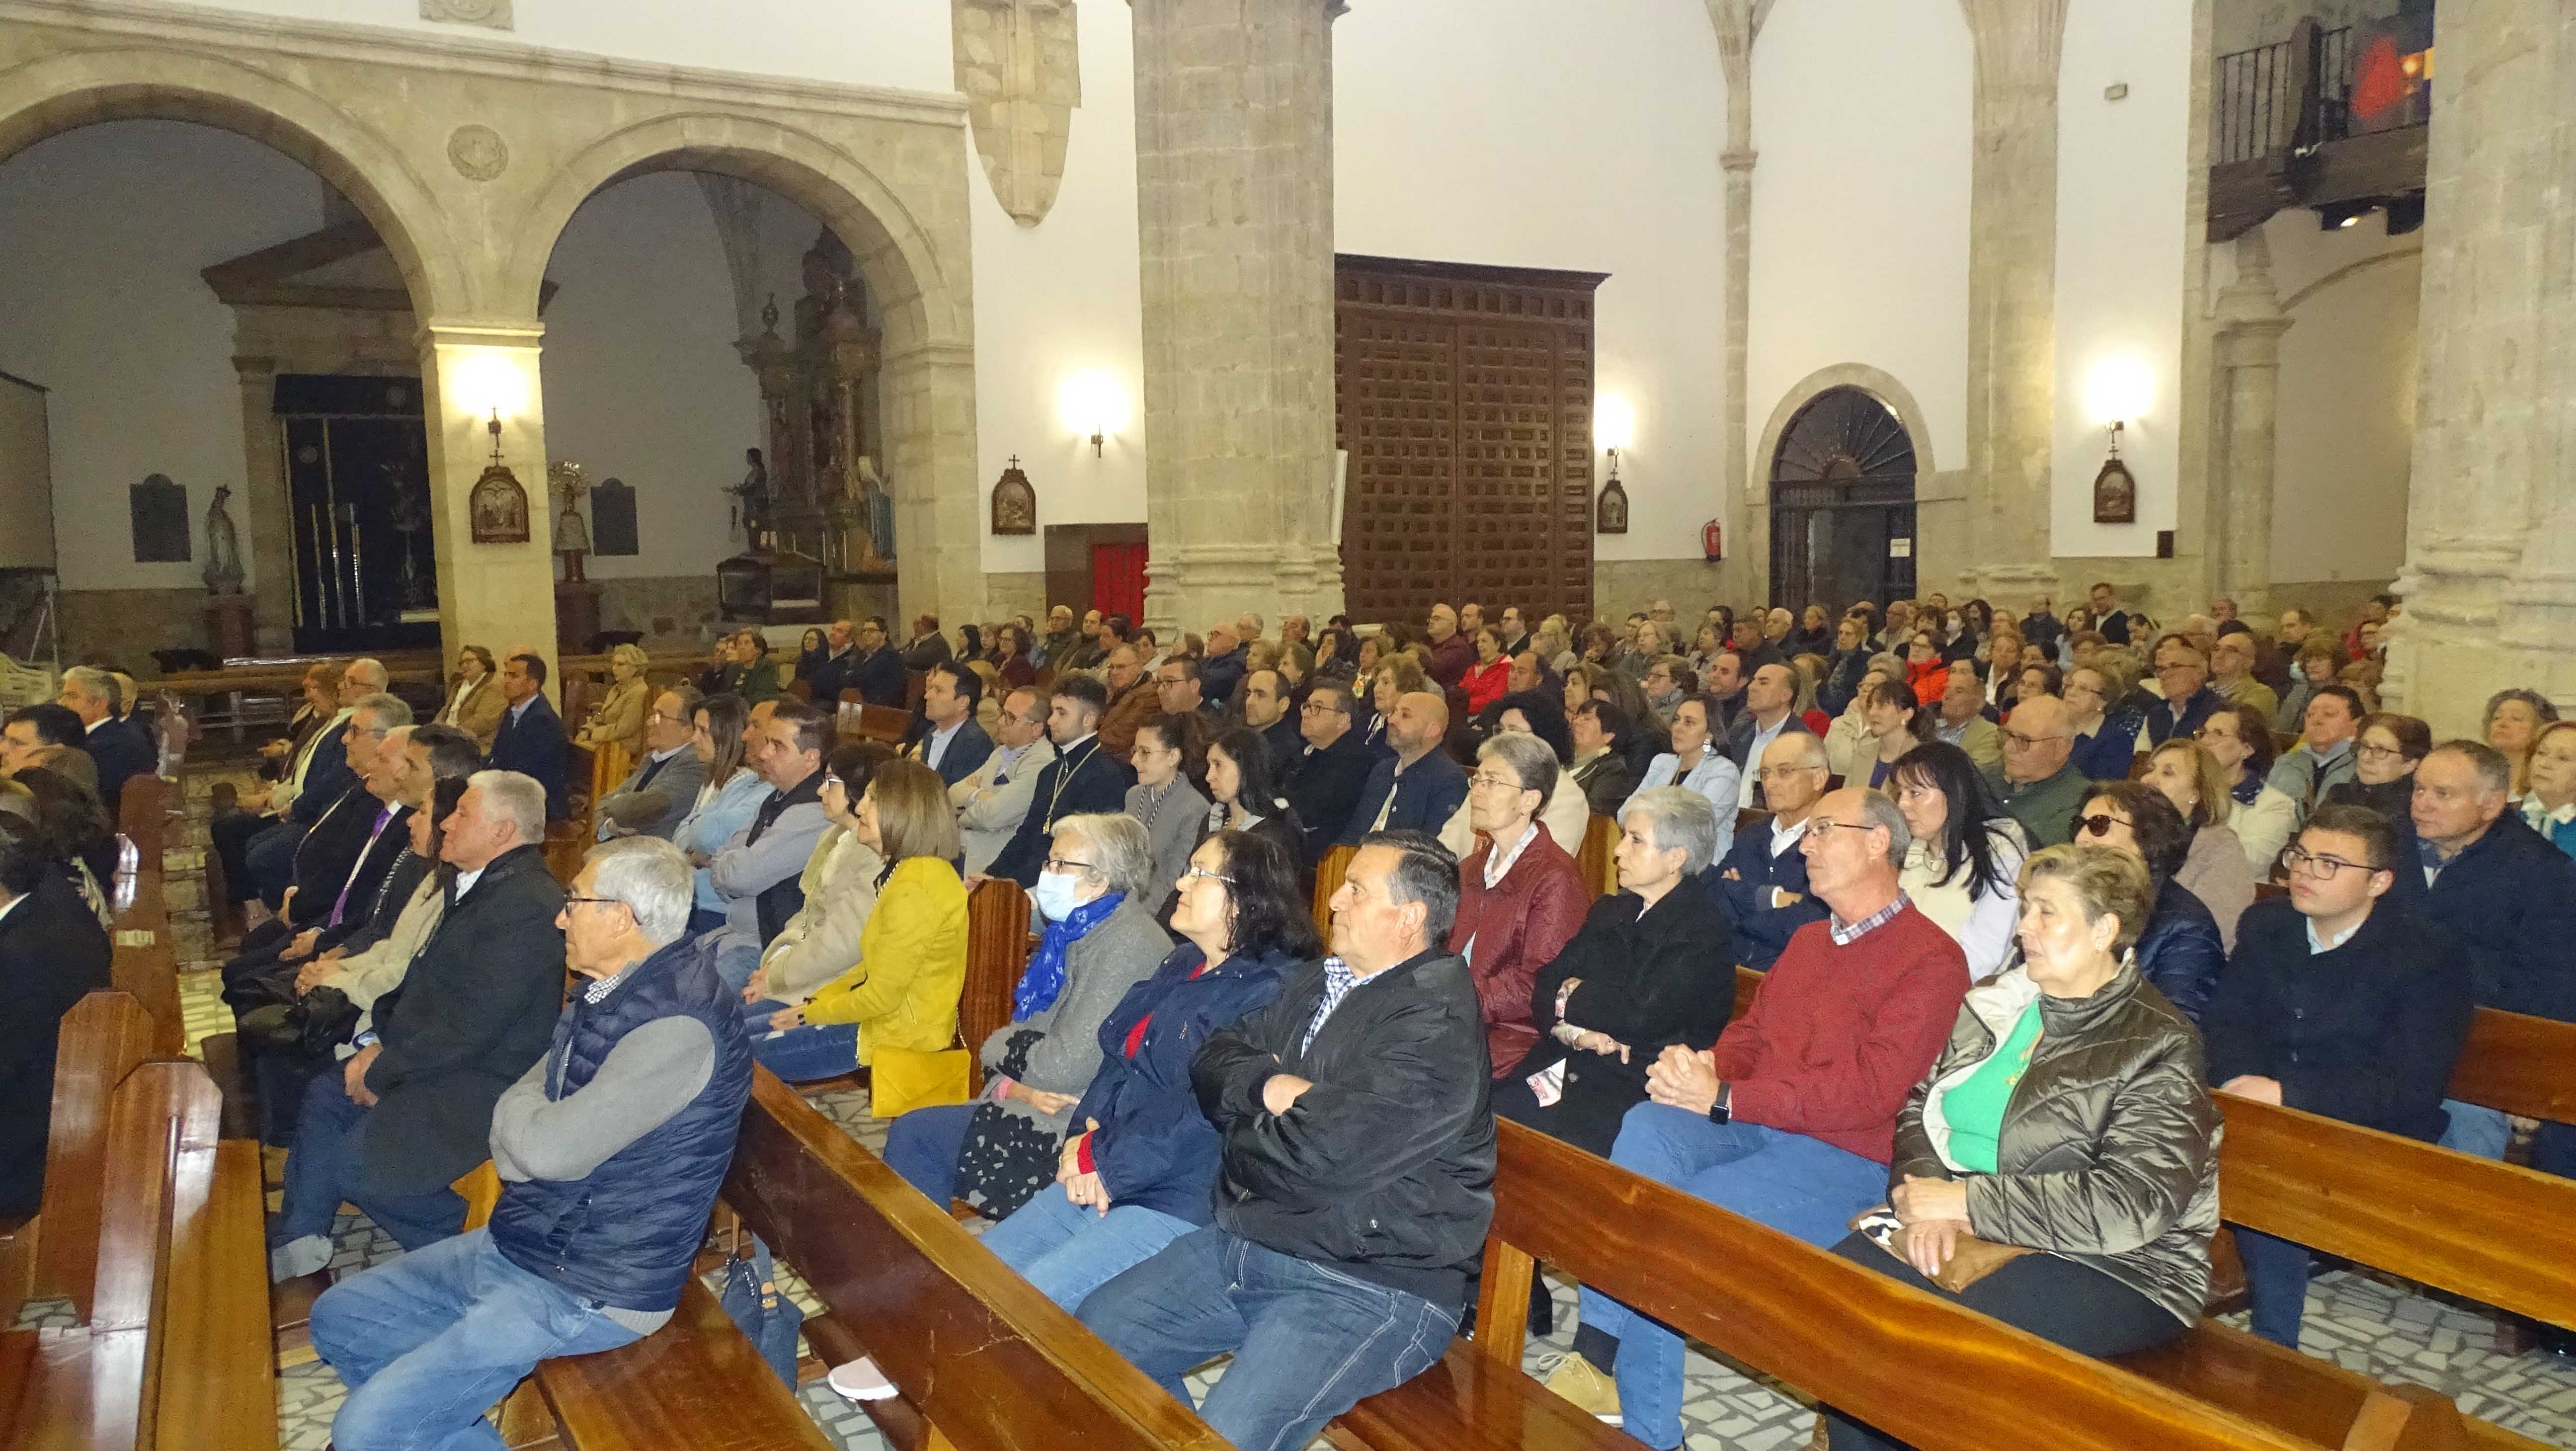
left=311, top=1229, right=644, bottom=1451
left=273, top=1073, right=464, bottom=1256
left=2231, top=1225, right=2313, bottom=1348
left=885, top=1101, right=977, bottom=1206
left=742, top=997, right=859, bottom=1082
left=2533, top=1120, right=2576, bottom=1180
left=1076, top=1225, right=1458, bottom=1451
left=980, top=1183, right=1195, bottom=1311
left=2441, top=1100, right=2510, bottom=1159
left=1578, top=1106, right=1888, bottom=1450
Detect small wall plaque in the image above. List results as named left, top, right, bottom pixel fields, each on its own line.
left=1595, top=477, right=1629, bottom=535
left=990, top=456, right=1037, bottom=536
left=471, top=462, right=530, bottom=544
left=591, top=477, right=639, bottom=557
left=2092, top=457, right=2137, bottom=525
left=130, top=473, right=191, bottom=563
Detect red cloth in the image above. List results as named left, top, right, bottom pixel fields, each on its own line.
left=1461, top=659, right=1511, bottom=716
left=1708, top=901, right=1969, bottom=1164
left=1905, top=659, right=1949, bottom=709
left=1446, top=830, right=1593, bottom=1075
left=1801, top=709, right=1831, bottom=736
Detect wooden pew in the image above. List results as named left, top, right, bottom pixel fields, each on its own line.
left=112, top=774, right=170, bottom=881
left=1575, top=813, right=1616, bottom=897
left=3, top=993, right=158, bottom=1324
left=722, top=1067, right=1229, bottom=1451
left=1329, top=1119, right=2310, bottom=1451
left=962, top=879, right=1034, bottom=1096
left=3, top=1057, right=272, bottom=1451
left=107, top=876, right=183, bottom=1060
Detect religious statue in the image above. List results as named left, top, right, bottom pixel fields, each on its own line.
left=202, top=484, right=245, bottom=594
left=730, top=446, right=772, bottom=542
left=854, top=455, right=898, bottom=565
left=551, top=459, right=593, bottom=583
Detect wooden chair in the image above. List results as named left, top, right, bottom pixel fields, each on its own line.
left=1310, top=844, right=1357, bottom=936
left=963, top=880, right=1034, bottom=1095
left=1575, top=814, right=1618, bottom=897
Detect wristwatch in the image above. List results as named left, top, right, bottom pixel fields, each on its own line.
left=1707, top=1083, right=1732, bottom=1126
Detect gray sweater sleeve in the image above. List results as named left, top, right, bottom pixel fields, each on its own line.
left=488, top=1017, right=716, bottom=1183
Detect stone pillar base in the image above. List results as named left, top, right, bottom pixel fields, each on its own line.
left=1145, top=541, right=1344, bottom=640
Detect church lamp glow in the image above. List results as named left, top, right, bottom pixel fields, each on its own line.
left=453, top=350, right=535, bottom=422
left=2082, top=354, right=2154, bottom=430
left=1058, top=369, right=1129, bottom=457
left=1595, top=393, right=1637, bottom=452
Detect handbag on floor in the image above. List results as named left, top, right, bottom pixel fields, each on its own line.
left=717, top=1228, right=804, bottom=1384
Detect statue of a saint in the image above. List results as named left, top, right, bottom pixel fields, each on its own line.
left=203, top=484, right=245, bottom=594
left=855, top=456, right=897, bottom=567
left=730, top=446, right=772, bottom=542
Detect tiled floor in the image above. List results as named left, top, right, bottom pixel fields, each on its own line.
left=155, top=765, right=2576, bottom=1451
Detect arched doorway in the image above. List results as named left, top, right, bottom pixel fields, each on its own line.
left=1768, top=386, right=1917, bottom=610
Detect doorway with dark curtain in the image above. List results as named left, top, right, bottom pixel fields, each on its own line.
left=276, top=373, right=440, bottom=655
left=1768, top=386, right=1918, bottom=613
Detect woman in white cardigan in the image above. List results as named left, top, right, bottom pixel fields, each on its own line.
left=740, top=741, right=896, bottom=1009
left=1889, top=740, right=2028, bottom=981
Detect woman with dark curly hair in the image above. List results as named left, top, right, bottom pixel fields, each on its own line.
left=2068, top=781, right=2228, bottom=1022
left=826, top=829, right=1315, bottom=1404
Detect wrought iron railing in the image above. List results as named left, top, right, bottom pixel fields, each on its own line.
left=2210, top=22, right=2356, bottom=165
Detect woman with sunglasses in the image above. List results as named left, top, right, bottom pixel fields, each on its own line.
left=2192, top=704, right=2298, bottom=876
left=2065, top=782, right=2226, bottom=1023
left=825, top=829, right=1315, bottom=1404
left=1891, top=742, right=2026, bottom=982
left=2139, top=739, right=2255, bottom=951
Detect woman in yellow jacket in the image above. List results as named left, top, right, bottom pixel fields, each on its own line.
left=753, top=757, right=966, bottom=1099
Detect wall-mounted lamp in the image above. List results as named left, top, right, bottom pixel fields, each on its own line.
left=1057, top=370, right=1128, bottom=459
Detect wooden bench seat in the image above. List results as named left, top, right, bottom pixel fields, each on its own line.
left=529, top=1279, right=830, bottom=1451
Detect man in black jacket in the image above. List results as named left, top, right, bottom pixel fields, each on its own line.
left=848, top=617, right=908, bottom=707
left=486, top=652, right=572, bottom=821
left=55, top=665, right=153, bottom=818
left=1283, top=680, right=1374, bottom=866
left=900, top=613, right=953, bottom=671
left=221, top=697, right=412, bottom=1016
left=981, top=676, right=1135, bottom=887
left=1079, top=831, right=1492, bottom=1451
left=269, top=769, right=567, bottom=1282
left=0, top=811, right=112, bottom=1219
left=2203, top=805, right=2472, bottom=1348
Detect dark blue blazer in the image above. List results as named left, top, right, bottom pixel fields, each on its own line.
left=82, top=717, right=156, bottom=820
left=1707, top=822, right=1827, bottom=969
left=850, top=648, right=908, bottom=707
left=2390, top=812, right=2576, bottom=1020
left=906, top=718, right=995, bottom=788
left=1338, top=749, right=1469, bottom=846
left=487, top=692, right=573, bottom=821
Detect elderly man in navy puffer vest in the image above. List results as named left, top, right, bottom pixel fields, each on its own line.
left=308, top=837, right=753, bottom=1451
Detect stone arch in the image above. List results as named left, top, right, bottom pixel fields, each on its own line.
left=506, top=111, right=980, bottom=620
left=503, top=112, right=967, bottom=358
left=1754, top=363, right=1937, bottom=495
left=0, top=47, right=460, bottom=316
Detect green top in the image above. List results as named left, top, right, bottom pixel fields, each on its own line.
left=1942, top=1001, right=2043, bottom=1174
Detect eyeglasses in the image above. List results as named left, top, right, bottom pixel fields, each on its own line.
left=820, top=773, right=844, bottom=792
left=1803, top=817, right=1872, bottom=841
left=1468, top=771, right=1529, bottom=792
left=2283, top=845, right=2373, bottom=880
left=2001, top=728, right=2067, bottom=749
left=2076, top=812, right=2129, bottom=838
left=1044, top=856, right=1099, bottom=875
left=1757, top=764, right=1825, bottom=781
left=2354, top=741, right=2404, bottom=761
left=1180, top=866, right=1235, bottom=886
left=563, top=895, right=626, bottom=911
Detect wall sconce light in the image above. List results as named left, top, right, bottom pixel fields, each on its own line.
left=1057, top=370, right=1128, bottom=459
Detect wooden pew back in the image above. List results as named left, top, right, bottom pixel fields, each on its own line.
left=1311, top=844, right=1355, bottom=935
left=1575, top=813, right=1617, bottom=896
left=725, top=1069, right=1230, bottom=1451
left=1457, top=1120, right=2307, bottom=1451
left=33, top=992, right=161, bottom=1316
left=2444, top=1008, right=2576, bottom=1124
left=108, top=884, right=184, bottom=1059
left=963, top=880, right=1034, bottom=1094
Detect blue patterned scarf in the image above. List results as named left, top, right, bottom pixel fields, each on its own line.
left=1014, top=890, right=1126, bottom=1021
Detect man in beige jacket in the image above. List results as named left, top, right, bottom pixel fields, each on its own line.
left=952, top=686, right=1056, bottom=876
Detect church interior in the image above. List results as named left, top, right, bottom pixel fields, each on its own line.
left=4, top=0, right=2576, bottom=1448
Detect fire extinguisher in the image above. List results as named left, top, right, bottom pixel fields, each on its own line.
left=1702, top=520, right=1724, bottom=562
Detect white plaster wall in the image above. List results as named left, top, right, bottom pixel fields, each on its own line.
left=1334, top=0, right=1726, bottom=564
left=1747, top=0, right=1972, bottom=477
left=2050, top=0, right=2193, bottom=557
left=970, top=6, right=1147, bottom=576
left=173, top=0, right=955, bottom=95
left=0, top=121, right=326, bottom=592
left=2252, top=210, right=2420, bottom=585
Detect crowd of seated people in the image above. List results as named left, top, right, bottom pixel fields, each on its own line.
left=41, top=579, right=2563, bottom=1451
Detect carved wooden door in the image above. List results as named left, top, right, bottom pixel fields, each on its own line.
left=1335, top=257, right=1606, bottom=627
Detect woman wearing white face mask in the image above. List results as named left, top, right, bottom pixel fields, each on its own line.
left=881, top=812, right=1170, bottom=1221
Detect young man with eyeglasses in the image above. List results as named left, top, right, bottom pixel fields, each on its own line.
left=1284, top=679, right=1374, bottom=866
left=2200, top=805, right=2473, bottom=1348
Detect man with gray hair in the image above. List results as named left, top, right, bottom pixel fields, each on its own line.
left=55, top=664, right=153, bottom=816
left=308, top=836, right=752, bottom=1450
left=1712, top=730, right=1834, bottom=968
left=1551, top=786, right=1969, bottom=1438
left=1080, top=830, right=1492, bottom=1451
left=268, top=768, right=566, bottom=1284
left=245, top=691, right=416, bottom=916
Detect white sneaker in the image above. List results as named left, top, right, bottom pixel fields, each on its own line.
left=827, top=1357, right=899, bottom=1402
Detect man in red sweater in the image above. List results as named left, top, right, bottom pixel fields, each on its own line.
left=1550, top=786, right=1969, bottom=1445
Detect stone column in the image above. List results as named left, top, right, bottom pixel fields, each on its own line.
left=882, top=341, right=987, bottom=628
left=229, top=354, right=296, bottom=653
left=1710, top=0, right=1760, bottom=602
left=1129, top=0, right=1344, bottom=637
left=2383, top=0, right=2576, bottom=737
left=1957, top=0, right=2069, bottom=600
left=2208, top=231, right=2291, bottom=613
left=416, top=321, right=559, bottom=693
